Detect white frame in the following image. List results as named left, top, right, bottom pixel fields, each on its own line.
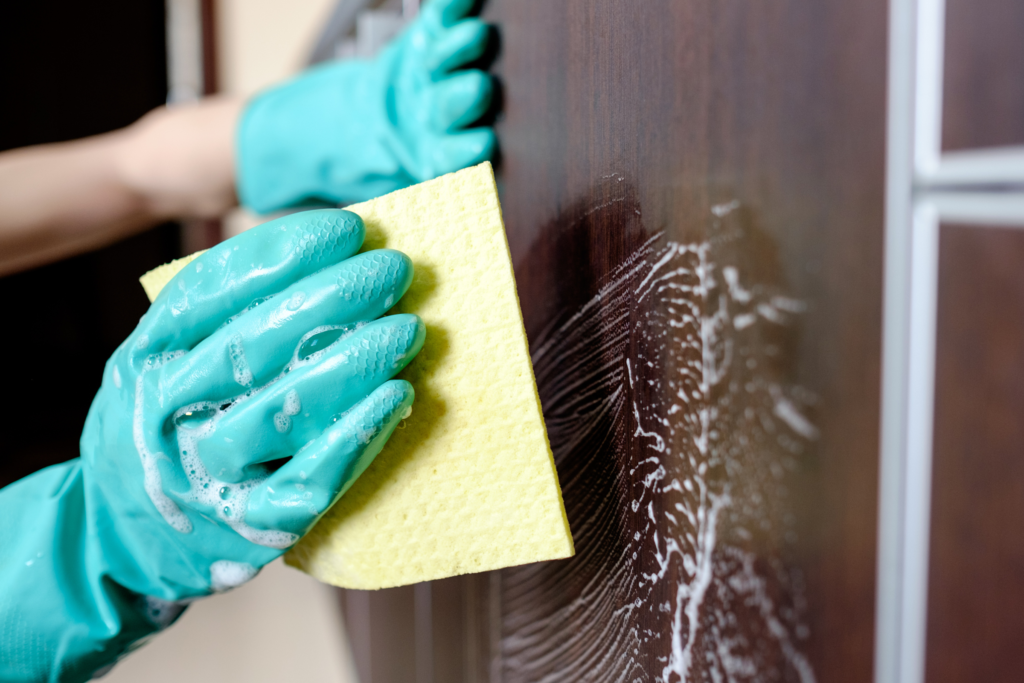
left=165, top=0, right=206, bottom=104
left=877, top=0, right=1024, bottom=682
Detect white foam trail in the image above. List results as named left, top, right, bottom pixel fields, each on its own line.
left=135, top=352, right=192, bottom=533
left=228, top=333, right=254, bottom=387
left=134, top=313, right=366, bottom=549
left=506, top=223, right=818, bottom=682
left=209, top=560, right=258, bottom=591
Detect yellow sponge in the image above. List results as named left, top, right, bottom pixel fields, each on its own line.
left=139, top=162, right=574, bottom=589
left=139, top=251, right=205, bottom=302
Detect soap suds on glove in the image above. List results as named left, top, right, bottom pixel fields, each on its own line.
left=140, top=163, right=574, bottom=590
left=132, top=307, right=396, bottom=551
left=209, top=560, right=258, bottom=592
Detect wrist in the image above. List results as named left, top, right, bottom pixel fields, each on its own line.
left=116, top=98, right=242, bottom=221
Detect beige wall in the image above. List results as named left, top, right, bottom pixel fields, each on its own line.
left=218, top=0, right=340, bottom=237
left=104, top=560, right=359, bottom=683
left=218, top=0, right=338, bottom=98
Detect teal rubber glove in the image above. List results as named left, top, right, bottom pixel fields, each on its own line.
left=237, top=0, right=496, bottom=213
left=0, top=209, right=425, bottom=682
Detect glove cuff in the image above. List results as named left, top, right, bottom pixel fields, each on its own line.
left=236, top=61, right=409, bottom=214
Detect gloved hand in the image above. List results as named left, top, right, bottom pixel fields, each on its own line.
left=237, top=0, right=495, bottom=213
left=0, top=209, right=424, bottom=682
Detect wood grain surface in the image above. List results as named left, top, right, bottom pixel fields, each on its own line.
left=339, top=0, right=889, bottom=679
left=942, top=0, right=1024, bottom=151
left=926, top=225, right=1024, bottom=683
left=488, top=0, right=886, bottom=680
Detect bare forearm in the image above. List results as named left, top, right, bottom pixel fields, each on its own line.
left=0, top=97, right=242, bottom=276
left=0, top=133, right=145, bottom=274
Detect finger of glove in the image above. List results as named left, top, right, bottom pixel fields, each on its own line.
left=422, top=0, right=477, bottom=28
left=426, top=19, right=489, bottom=76
left=191, top=314, right=425, bottom=483
left=430, top=71, right=494, bottom=132
left=137, top=210, right=364, bottom=356
left=161, top=249, right=414, bottom=408
left=244, top=380, right=414, bottom=536
left=429, top=128, right=497, bottom=177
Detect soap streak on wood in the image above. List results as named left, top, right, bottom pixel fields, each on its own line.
left=501, top=200, right=816, bottom=682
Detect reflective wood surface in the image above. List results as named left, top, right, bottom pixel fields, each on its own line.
left=926, top=225, right=1024, bottom=683
left=942, top=0, right=1024, bottom=151
left=340, top=0, right=890, bottom=679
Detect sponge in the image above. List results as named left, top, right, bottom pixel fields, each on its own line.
left=139, top=251, right=205, bottom=302
left=139, top=162, right=575, bottom=589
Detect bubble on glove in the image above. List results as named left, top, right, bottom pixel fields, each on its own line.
left=294, top=323, right=365, bottom=364
left=229, top=333, right=255, bottom=387
left=210, top=559, right=258, bottom=591
left=219, top=294, right=277, bottom=330
left=286, top=291, right=307, bottom=311
left=274, top=389, right=302, bottom=433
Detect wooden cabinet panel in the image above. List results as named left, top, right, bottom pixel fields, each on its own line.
left=340, top=573, right=501, bottom=683
left=942, top=0, right=1024, bottom=151
left=487, top=0, right=885, bottom=680
left=926, top=225, right=1024, bottom=683
left=340, top=0, right=888, bottom=679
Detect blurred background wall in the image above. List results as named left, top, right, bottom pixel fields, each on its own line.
left=218, top=0, right=337, bottom=239
left=217, top=0, right=336, bottom=97
left=103, top=559, right=358, bottom=683
left=0, top=0, right=177, bottom=491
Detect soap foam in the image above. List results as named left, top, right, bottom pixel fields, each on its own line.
left=274, top=389, right=302, bottom=433
left=228, top=333, right=254, bottom=387
left=283, top=389, right=301, bottom=415
left=273, top=412, right=292, bottom=434
left=508, top=218, right=817, bottom=682
left=135, top=318, right=385, bottom=550
left=174, top=404, right=299, bottom=549
left=134, top=351, right=192, bottom=533
left=209, top=559, right=258, bottom=592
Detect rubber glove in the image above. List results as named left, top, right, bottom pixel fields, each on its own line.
left=237, top=0, right=496, bottom=214
left=0, top=209, right=425, bottom=682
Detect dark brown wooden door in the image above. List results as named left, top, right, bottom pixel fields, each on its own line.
left=925, top=223, right=1024, bottom=683
left=338, top=0, right=889, bottom=680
